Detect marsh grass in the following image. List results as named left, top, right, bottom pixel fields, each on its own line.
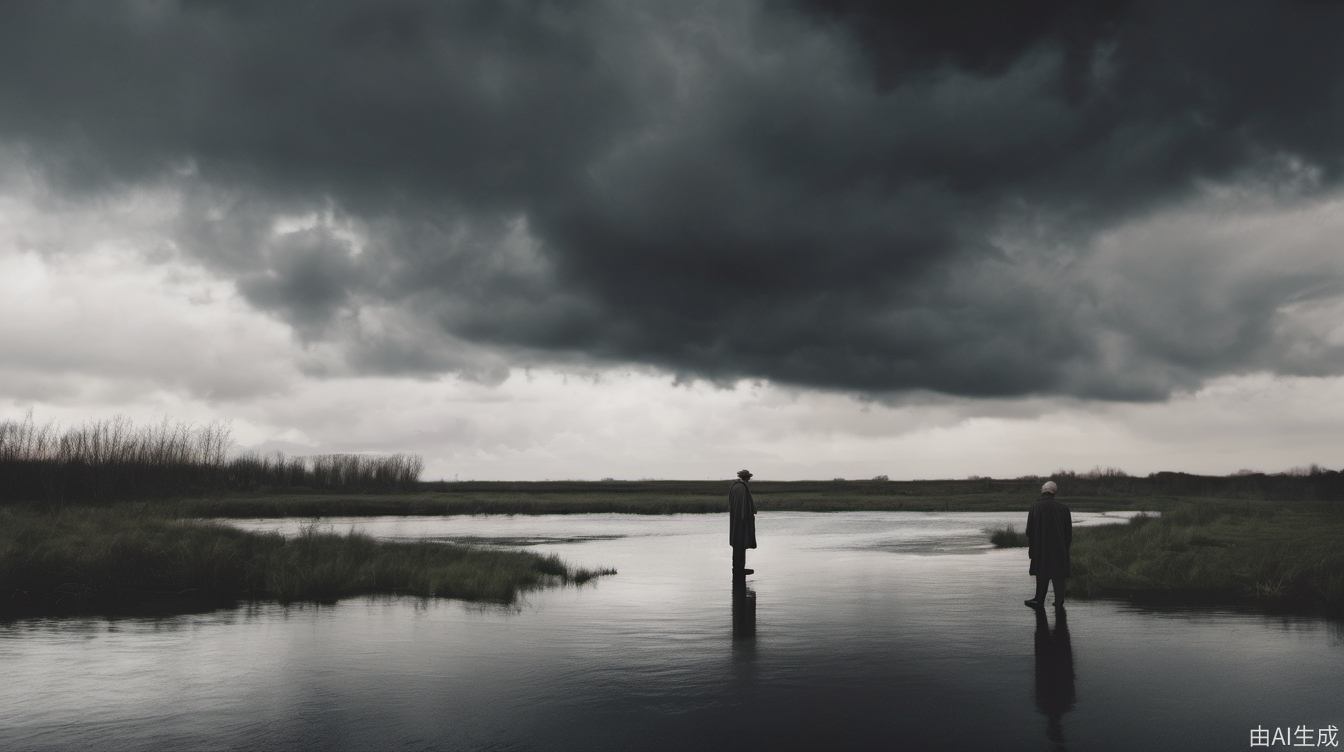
left=987, top=525, right=1029, bottom=548
left=0, top=506, right=613, bottom=616
left=0, top=415, right=423, bottom=502
left=1068, top=503, right=1344, bottom=616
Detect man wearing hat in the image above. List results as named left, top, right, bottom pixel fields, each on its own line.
left=1025, top=480, right=1072, bottom=609
left=729, top=469, right=757, bottom=575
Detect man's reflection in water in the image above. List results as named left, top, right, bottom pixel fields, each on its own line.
left=1034, top=607, right=1076, bottom=750
left=732, top=574, right=756, bottom=641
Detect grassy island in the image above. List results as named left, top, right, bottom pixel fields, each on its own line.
left=991, top=502, right=1344, bottom=617
left=0, top=506, right=614, bottom=617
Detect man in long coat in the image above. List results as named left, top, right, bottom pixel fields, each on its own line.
left=1025, top=480, right=1072, bottom=608
left=729, top=469, right=757, bottom=574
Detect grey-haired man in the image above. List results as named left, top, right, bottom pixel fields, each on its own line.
left=1025, top=480, right=1072, bottom=609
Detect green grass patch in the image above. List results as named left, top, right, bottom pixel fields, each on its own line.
left=1068, top=503, right=1344, bottom=616
left=0, top=506, right=614, bottom=617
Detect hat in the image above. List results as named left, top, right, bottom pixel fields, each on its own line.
left=737, top=469, right=753, bottom=480
left=1041, top=480, right=1057, bottom=495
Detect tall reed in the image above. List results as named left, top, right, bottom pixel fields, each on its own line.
left=0, top=415, right=423, bottom=503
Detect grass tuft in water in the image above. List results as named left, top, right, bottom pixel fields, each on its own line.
left=987, top=525, right=1028, bottom=548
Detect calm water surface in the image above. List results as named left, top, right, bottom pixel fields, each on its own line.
left=3, top=512, right=1340, bottom=751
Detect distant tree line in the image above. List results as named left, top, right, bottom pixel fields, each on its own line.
left=0, top=416, right=423, bottom=503
left=427, top=469, right=1344, bottom=502
left=1035, top=466, right=1344, bottom=501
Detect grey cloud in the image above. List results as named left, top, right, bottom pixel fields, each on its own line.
left=3, top=0, right=1344, bottom=399
left=236, top=228, right=366, bottom=333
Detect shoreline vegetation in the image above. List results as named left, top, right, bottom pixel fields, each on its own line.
left=0, top=416, right=423, bottom=502
left=172, top=481, right=1344, bottom=518
left=988, top=503, right=1344, bottom=618
left=0, top=505, right=615, bottom=618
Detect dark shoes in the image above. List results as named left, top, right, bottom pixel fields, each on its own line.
left=1025, top=598, right=1065, bottom=609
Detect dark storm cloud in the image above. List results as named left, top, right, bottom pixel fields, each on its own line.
left=235, top=227, right=366, bottom=333
left=3, top=0, right=1344, bottom=399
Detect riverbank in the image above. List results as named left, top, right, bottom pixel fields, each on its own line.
left=0, top=506, right=614, bottom=617
left=992, top=502, right=1344, bottom=616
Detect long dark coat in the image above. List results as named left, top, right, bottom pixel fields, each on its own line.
left=1027, top=494, right=1072, bottom=577
left=728, top=479, right=757, bottom=549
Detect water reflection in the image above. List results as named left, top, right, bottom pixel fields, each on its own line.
left=731, top=575, right=756, bottom=641
left=1033, top=606, right=1076, bottom=750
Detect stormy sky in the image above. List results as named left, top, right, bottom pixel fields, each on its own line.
left=3, top=0, right=1344, bottom=479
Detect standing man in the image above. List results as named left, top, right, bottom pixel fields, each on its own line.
left=1025, top=480, right=1072, bottom=609
left=729, top=469, right=757, bottom=575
